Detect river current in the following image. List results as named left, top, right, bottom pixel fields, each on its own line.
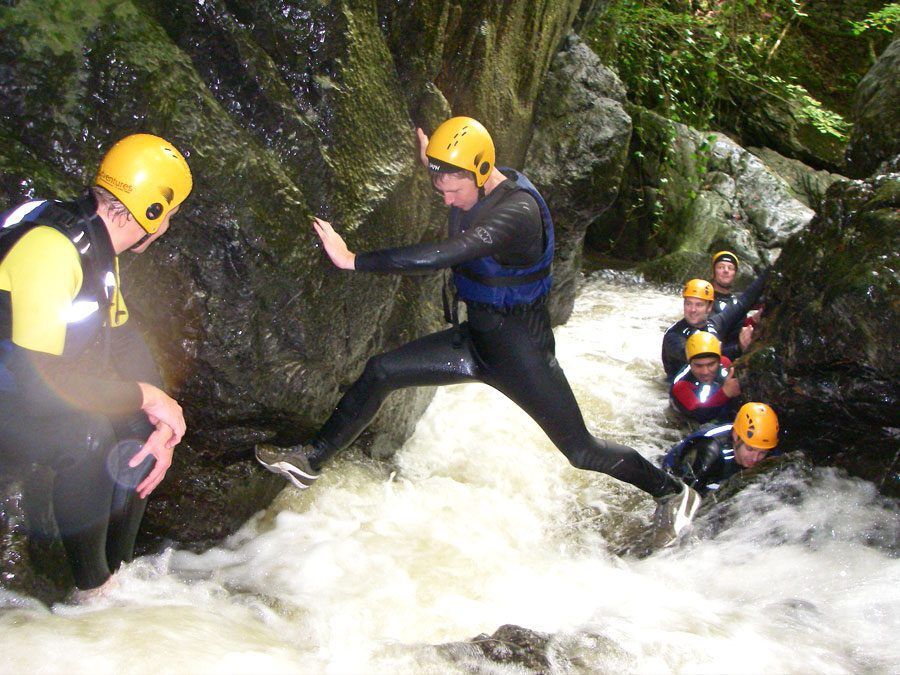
left=1, top=273, right=897, bottom=674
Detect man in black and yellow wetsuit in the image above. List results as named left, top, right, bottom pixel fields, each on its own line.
left=0, top=134, right=191, bottom=595
left=257, top=116, right=700, bottom=548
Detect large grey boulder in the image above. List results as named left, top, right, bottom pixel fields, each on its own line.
left=747, top=146, right=844, bottom=211
left=588, top=107, right=815, bottom=282
left=526, top=34, right=631, bottom=322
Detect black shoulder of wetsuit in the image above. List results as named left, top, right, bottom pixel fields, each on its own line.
left=661, top=321, right=689, bottom=381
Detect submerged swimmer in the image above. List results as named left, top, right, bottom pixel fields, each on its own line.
left=257, top=116, right=700, bottom=547
left=663, top=402, right=780, bottom=495
left=0, top=134, right=190, bottom=594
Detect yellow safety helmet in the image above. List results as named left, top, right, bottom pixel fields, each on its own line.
left=95, top=133, right=193, bottom=233
left=685, top=331, right=721, bottom=361
left=425, top=116, right=495, bottom=188
left=733, top=402, right=779, bottom=450
left=683, top=278, right=715, bottom=302
left=712, top=250, right=739, bottom=269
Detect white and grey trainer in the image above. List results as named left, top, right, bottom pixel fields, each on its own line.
left=652, top=483, right=701, bottom=548
left=255, top=444, right=319, bottom=490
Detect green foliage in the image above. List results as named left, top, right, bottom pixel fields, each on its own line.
left=584, top=0, right=852, bottom=141
left=849, top=3, right=900, bottom=34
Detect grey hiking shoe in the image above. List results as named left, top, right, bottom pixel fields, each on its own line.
left=255, top=444, right=319, bottom=490
left=652, top=483, right=701, bottom=548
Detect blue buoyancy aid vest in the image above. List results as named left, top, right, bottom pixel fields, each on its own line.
left=0, top=195, right=118, bottom=390
left=450, top=169, right=554, bottom=309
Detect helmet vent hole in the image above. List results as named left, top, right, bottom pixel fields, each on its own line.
left=146, top=203, right=163, bottom=220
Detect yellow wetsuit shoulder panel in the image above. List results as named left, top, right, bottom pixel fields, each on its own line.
left=0, top=226, right=83, bottom=355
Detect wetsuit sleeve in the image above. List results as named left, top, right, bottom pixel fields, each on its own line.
left=673, top=437, right=722, bottom=493
left=355, top=192, right=540, bottom=274
left=709, top=270, right=769, bottom=343
left=661, top=327, right=686, bottom=381
left=109, top=320, right=164, bottom=389
left=1, top=227, right=82, bottom=355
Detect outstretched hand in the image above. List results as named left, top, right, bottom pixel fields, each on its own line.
left=416, top=127, right=430, bottom=168
left=312, top=217, right=356, bottom=270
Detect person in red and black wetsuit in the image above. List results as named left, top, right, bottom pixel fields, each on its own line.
left=669, top=331, right=740, bottom=424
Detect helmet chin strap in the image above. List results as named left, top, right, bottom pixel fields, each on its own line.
left=129, top=230, right=153, bottom=251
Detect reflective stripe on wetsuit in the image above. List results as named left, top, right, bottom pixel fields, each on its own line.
left=669, top=356, right=736, bottom=423
left=662, top=423, right=738, bottom=494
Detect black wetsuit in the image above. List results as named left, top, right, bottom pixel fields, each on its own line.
left=304, top=170, right=682, bottom=499
left=0, top=195, right=157, bottom=589
left=661, top=423, right=741, bottom=495
left=712, top=290, right=740, bottom=316
left=660, top=271, right=767, bottom=381
left=711, top=290, right=742, bottom=354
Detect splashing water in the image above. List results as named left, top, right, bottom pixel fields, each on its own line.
left=1, top=273, right=897, bottom=674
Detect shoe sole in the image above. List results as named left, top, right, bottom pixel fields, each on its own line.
left=672, top=488, right=701, bottom=537
left=257, top=458, right=318, bottom=490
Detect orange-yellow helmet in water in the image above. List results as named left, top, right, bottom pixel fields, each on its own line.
left=683, top=278, right=715, bottom=302
left=733, top=402, right=780, bottom=450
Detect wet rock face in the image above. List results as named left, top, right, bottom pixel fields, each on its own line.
left=846, top=38, right=900, bottom=179
left=0, top=0, right=585, bottom=596
left=440, top=624, right=555, bottom=672
left=0, top=472, right=73, bottom=605
left=747, top=146, right=843, bottom=211
left=743, top=173, right=900, bottom=497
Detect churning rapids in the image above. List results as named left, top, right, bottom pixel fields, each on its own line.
left=1, top=273, right=897, bottom=674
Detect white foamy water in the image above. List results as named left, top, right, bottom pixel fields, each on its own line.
left=1, top=273, right=897, bottom=674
